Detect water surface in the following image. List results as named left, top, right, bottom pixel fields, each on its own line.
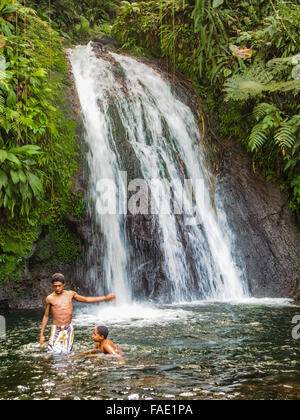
left=0, top=299, right=299, bottom=400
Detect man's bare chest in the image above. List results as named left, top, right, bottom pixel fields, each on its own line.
left=50, top=294, right=73, bottom=310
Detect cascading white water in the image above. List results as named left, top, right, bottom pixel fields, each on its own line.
left=70, top=43, right=248, bottom=303
left=70, top=45, right=131, bottom=303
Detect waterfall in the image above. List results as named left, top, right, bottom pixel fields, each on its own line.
left=70, top=43, right=248, bottom=303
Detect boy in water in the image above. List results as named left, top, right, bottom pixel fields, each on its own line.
left=79, top=325, right=123, bottom=359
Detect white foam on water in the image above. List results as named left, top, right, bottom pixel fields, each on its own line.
left=165, top=297, right=296, bottom=307
left=72, top=297, right=297, bottom=331
left=227, top=297, right=296, bottom=307
left=73, top=302, right=194, bottom=328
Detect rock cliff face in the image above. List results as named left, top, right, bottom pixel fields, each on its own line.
left=125, top=141, right=300, bottom=303
left=216, top=141, right=300, bottom=302
left=1, top=40, right=299, bottom=309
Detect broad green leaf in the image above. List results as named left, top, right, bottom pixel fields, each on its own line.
left=0, top=168, right=8, bottom=188
left=0, top=69, right=7, bottom=81
left=3, top=193, right=8, bottom=208
left=19, top=182, right=29, bottom=200
left=0, top=150, right=7, bottom=163
left=6, top=152, right=21, bottom=166
left=7, top=89, right=16, bottom=107
left=5, top=181, right=12, bottom=197
left=17, top=169, right=27, bottom=183
left=2, top=24, right=12, bottom=37
left=3, top=6, right=17, bottom=14
left=22, top=159, right=35, bottom=166
left=10, top=145, right=41, bottom=155
left=10, top=169, right=19, bottom=184
left=27, top=171, right=43, bottom=198
left=32, top=68, right=47, bottom=78
left=213, top=0, right=224, bottom=8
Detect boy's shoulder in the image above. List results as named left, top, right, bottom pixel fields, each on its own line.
left=104, top=338, right=114, bottom=346
left=103, top=339, right=119, bottom=352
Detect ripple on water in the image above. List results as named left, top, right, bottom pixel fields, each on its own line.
left=0, top=301, right=299, bottom=400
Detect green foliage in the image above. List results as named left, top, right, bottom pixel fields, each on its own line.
left=0, top=145, right=43, bottom=217
left=246, top=103, right=300, bottom=210
left=0, top=254, right=23, bottom=282
left=49, top=224, right=80, bottom=265
left=112, top=0, right=300, bottom=214
left=249, top=103, right=282, bottom=151
left=0, top=217, right=40, bottom=256
left=0, top=1, right=83, bottom=283
left=19, top=0, right=120, bottom=42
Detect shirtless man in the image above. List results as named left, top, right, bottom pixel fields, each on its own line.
left=40, top=273, right=115, bottom=354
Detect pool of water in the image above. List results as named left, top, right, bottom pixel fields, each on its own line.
left=0, top=298, right=299, bottom=400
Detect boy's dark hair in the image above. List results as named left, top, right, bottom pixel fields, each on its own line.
left=51, top=273, right=65, bottom=284
left=97, top=325, right=109, bottom=339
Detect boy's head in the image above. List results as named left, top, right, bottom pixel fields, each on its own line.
left=93, top=326, right=109, bottom=342
left=51, top=273, right=66, bottom=295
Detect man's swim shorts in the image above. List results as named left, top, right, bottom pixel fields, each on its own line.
left=48, top=324, right=74, bottom=354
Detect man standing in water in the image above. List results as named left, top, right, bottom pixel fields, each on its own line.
left=40, top=273, right=115, bottom=354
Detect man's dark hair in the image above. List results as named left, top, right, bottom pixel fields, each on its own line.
left=97, top=325, right=109, bottom=339
left=51, top=273, right=65, bottom=284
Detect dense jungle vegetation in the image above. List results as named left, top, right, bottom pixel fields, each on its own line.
left=0, top=0, right=84, bottom=282
left=0, top=0, right=299, bottom=283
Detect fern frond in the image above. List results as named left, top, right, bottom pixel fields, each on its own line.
left=267, top=79, right=300, bottom=94
left=248, top=122, right=268, bottom=151
left=252, top=103, right=279, bottom=121
left=274, top=123, right=296, bottom=149
left=267, top=54, right=300, bottom=75
left=224, top=67, right=273, bottom=101
left=0, top=70, right=7, bottom=81
left=224, top=60, right=300, bottom=102
left=269, top=54, right=300, bottom=66
left=288, top=114, right=300, bottom=128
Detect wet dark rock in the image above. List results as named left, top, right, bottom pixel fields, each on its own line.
left=92, top=34, right=121, bottom=50
left=127, top=214, right=157, bottom=243
left=0, top=299, right=9, bottom=310
left=132, top=260, right=169, bottom=302
left=216, top=146, right=300, bottom=301
left=0, top=262, right=90, bottom=310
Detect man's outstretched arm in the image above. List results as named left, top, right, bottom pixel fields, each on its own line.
left=73, top=293, right=116, bottom=303
left=40, top=299, right=51, bottom=347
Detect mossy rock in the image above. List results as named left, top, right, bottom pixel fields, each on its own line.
left=1, top=239, right=32, bottom=257
left=0, top=255, right=24, bottom=284
left=0, top=219, right=40, bottom=259
left=33, top=235, right=57, bottom=263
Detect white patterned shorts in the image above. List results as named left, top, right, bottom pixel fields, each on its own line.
left=48, top=324, right=74, bottom=354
